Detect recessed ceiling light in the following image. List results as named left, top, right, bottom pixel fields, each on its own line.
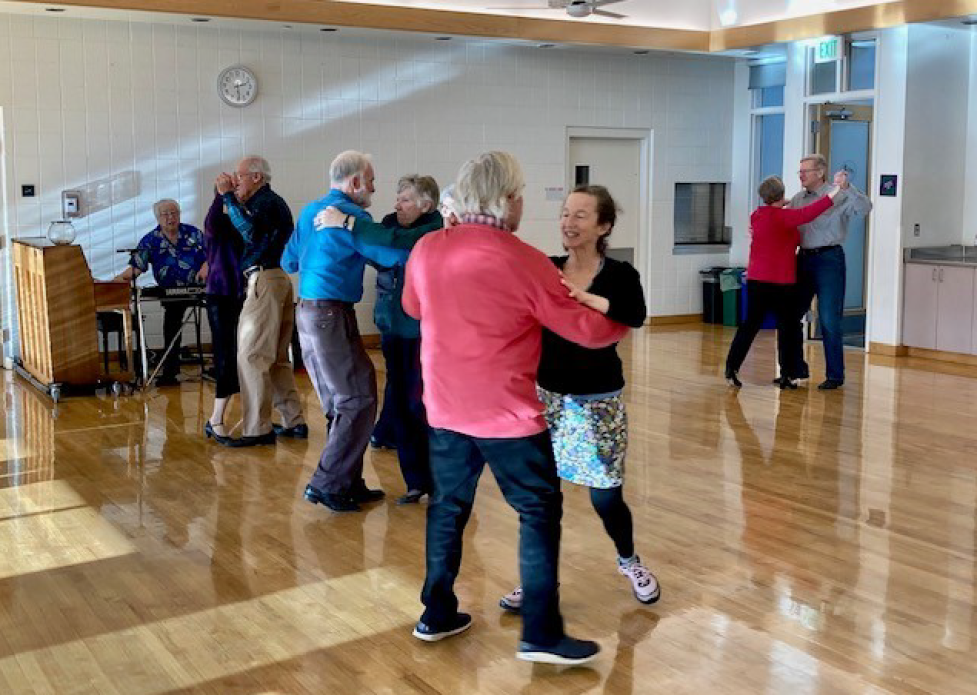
left=435, top=36, right=452, bottom=41
left=320, top=27, right=337, bottom=32
left=45, top=7, right=66, bottom=11
left=190, top=17, right=210, bottom=23
left=633, top=49, right=649, bottom=55
left=962, top=18, right=977, bottom=25
left=283, top=25, right=293, bottom=29
left=538, top=43, right=555, bottom=49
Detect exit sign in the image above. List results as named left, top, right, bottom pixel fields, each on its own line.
left=815, top=36, right=841, bottom=63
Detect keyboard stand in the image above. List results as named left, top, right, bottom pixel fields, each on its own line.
left=134, top=288, right=207, bottom=390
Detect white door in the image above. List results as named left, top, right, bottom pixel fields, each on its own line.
left=568, top=138, right=641, bottom=268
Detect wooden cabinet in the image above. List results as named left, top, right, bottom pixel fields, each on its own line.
left=903, top=263, right=975, bottom=354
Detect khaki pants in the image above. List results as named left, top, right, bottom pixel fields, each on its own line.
left=237, top=268, right=304, bottom=437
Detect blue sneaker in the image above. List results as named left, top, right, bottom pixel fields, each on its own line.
left=412, top=612, right=472, bottom=642
left=517, top=636, right=600, bottom=665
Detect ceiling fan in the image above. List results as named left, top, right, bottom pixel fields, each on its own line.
left=490, top=0, right=629, bottom=20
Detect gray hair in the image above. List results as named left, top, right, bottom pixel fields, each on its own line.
left=330, top=150, right=372, bottom=186
left=453, top=151, right=524, bottom=221
left=153, top=198, right=180, bottom=220
left=242, top=155, right=272, bottom=182
left=801, top=153, right=828, bottom=174
left=398, top=174, right=439, bottom=209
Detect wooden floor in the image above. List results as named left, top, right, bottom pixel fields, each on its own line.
left=1, top=324, right=976, bottom=694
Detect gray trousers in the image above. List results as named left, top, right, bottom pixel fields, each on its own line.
left=297, top=299, right=377, bottom=494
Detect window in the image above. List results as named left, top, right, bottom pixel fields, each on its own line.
left=809, top=52, right=838, bottom=95
left=848, top=39, right=876, bottom=90
left=753, top=114, right=785, bottom=204
left=674, top=183, right=729, bottom=246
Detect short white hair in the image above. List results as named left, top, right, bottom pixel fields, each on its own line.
left=153, top=199, right=180, bottom=220
left=330, top=150, right=372, bottom=186
left=453, top=151, right=524, bottom=221
left=241, top=155, right=272, bottom=182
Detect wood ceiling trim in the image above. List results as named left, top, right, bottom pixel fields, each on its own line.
left=11, top=0, right=977, bottom=52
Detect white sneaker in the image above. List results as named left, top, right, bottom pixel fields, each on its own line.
left=499, top=585, right=523, bottom=612
left=618, top=556, right=661, bottom=604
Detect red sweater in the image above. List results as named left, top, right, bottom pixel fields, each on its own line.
left=402, top=222, right=629, bottom=438
left=748, top=196, right=833, bottom=284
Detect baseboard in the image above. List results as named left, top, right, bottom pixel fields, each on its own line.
left=648, top=314, right=702, bottom=326
left=906, top=347, right=977, bottom=367
left=868, top=342, right=908, bottom=357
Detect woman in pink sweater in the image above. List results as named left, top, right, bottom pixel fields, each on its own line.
left=403, top=152, right=629, bottom=665
left=725, top=175, right=839, bottom=388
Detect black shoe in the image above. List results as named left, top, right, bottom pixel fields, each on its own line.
left=369, top=435, right=396, bottom=450
left=517, top=636, right=601, bottom=665
left=224, top=431, right=277, bottom=447
left=724, top=369, right=742, bottom=388
left=156, top=374, right=180, bottom=387
left=773, top=375, right=798, bottom=390
left=412, top=612, right=472, bottom=642
left=350, top=480, right=385, bottom=504
left=304, top=485, right=361, bottom=512
left=396, top=489, right=427, bottom=505
left=204, top=421, right=233, bottom=445
left=818, top=378, right=844, bottom=390
left=273, top=423, right=309, bottom=438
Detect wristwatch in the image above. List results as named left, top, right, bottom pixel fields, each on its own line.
left=342, top=214, right=354, bottom=231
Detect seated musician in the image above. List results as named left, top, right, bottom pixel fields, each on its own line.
left=115, top=198, right=207, bottom=385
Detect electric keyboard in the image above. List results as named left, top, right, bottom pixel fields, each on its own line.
left=138, top=286, right=205, bottom=299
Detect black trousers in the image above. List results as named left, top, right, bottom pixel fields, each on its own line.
left=206, top=294, right=243, bottom=399
left=161, top=299, right=194, bottom=378
left=725, top=280, right=800, bottom=376
left=381, top=335, right=430, bottom=493
left=422, top=428, right=565, bottom=646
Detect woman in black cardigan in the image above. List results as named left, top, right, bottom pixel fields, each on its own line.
left=499, top=185, right=660, bottom=611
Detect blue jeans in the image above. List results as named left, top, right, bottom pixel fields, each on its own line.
left=421, top=428, right=565, bottom=646
left=793, top=246, right=847, bottom=382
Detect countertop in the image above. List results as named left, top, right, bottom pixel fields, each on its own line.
left=904, top=245, right=977, bottom=267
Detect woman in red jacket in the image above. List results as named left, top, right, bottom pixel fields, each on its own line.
left=725, top=176, right=839, bottom=388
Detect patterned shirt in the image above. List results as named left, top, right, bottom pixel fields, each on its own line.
left=130, top=224, right=206, bottom=288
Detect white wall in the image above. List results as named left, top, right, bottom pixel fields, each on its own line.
left=0, top=12, right=735, bottom=355
left=962, top=26, right=977, bottom=246
left=901, top=24, right=972, bottom=248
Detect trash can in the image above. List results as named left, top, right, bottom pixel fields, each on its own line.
left=739, top=271, right=777, bottom=329
left=699, top=267, right=724, bottom=324
left=720, top=268, right=744, bottom=327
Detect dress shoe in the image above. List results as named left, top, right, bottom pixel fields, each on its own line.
left=304, top=485, right=361, bottom=512
left=724, top=369, right=742, bottom=388
left=369, top=435, right=397, bottom=450
left=350, top=480, right=385, bottom=504
left=224, top=430, right=277, bottom=448
left=155, top=373, right=180, bottom=387
left=204, top=421, right=233, bottom=445
left=817, top=378, right=844, bottom=390
left=773, top=375, right=798, bottom=390
left=396, top=489, right=427, bottom=505
left=273, top=423, right=309, bottom=439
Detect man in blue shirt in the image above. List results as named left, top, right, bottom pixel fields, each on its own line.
left=284, top=150, right=407, bottom=512
left=117, top=199, right=207, bottom=385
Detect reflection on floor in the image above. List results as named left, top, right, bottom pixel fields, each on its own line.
left=0, top=324, right=975, bottom=694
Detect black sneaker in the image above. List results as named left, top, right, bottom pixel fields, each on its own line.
left=412, top=612, right=472, bottom=642
left=818, top=378, right=844, bottom=390
left=304, top=485, right=361, bottom=512
left=350, top=480, right=385, bottom=504
left=273, top=423, right=309, bottom=438
left=517, top=636, right=601, bottom=665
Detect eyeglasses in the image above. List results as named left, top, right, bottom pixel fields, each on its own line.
left=798, top=169, right=819, bottom=175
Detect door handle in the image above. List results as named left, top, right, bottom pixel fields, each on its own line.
left=939, top=268, right=944, bottom=282
left=932, top=268, right=938, bottom=281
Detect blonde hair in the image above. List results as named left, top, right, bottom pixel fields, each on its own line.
left=454, top=151, right=524, bottom=221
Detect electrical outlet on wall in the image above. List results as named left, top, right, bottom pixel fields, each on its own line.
left=913, top=223, right=920, bottom=237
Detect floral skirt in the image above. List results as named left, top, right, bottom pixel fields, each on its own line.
left=538, top=386, right=627, bottom=489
